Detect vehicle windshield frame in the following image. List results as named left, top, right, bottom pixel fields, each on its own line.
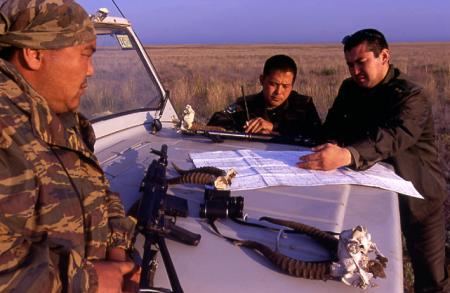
left=82, top=24, right=166, bottom=123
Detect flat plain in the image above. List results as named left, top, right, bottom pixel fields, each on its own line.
left=147, top=42, right=449, bottom=188
left=148, top=44, right=449, bottom=253
left=147, top=43, right=450, bottom=291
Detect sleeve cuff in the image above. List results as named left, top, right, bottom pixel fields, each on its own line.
left=346, top=146, right=361, bottom=169
left=107, top=216, right=137, bottom=250
left=274, top=122, right=278, bottom=129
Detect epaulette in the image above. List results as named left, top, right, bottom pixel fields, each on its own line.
left=391, top=78, right=422, bottom=96
left=225, top=103, right=239, bottom=114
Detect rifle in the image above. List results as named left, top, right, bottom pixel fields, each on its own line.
left=182, top=128, right=319, bottom=147
left=132, top=144, right=200, bottom=293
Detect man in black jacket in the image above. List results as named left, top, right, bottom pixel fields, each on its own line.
left=207, top=55, right=321, bottom=142
left=298, top=29, right=448, bottom=292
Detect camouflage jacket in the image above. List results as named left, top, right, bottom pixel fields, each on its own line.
left=0, top=59, right=136, bottom=292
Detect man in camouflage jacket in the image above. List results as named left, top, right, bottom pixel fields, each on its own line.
left=0, top=1, right=136, bottom=292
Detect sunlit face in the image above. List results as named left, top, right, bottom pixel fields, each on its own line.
left=260, top=70, right=294, bottom=108
left=344, top=42, right=390, bottom=89
left=38, top=40, right=96, bottom=113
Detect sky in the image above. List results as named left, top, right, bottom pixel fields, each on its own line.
left=78, top=0, right=450, bottom=45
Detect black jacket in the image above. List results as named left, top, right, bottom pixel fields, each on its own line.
left=207, top=91, right=322, bottom=141
left=323, top=66, right=447, bottom=222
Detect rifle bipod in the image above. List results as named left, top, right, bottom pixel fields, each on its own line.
left=133, top=232, right=182, bottom=293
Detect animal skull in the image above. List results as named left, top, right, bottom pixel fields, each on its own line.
left=330, top=225, right=387, bottom=289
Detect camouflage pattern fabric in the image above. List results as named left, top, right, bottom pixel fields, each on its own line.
left=0, top=0, right=95, bottom=49
left=0, top=59, right=136, bottom=292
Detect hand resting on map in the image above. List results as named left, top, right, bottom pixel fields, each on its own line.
left=297, top=143, right=352, bottom=171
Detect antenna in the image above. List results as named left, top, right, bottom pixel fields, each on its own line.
left=241, top=85, right=250, bottom=122
left=111, top=0, right=126, bottom=18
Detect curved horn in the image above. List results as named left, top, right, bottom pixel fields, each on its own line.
left=236, top=240, right=332, bottom=280
left=171, top=162, right=189, bottom=175
left=171, top=162, right=226, bottom=177
left=167, top=172, right=216, bottom=185
left=260, top=217, right=338, bottom=251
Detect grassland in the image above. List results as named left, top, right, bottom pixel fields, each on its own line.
left=147, top=42, right=449, bottom=187
left=147, top=43, right=450, bottom=292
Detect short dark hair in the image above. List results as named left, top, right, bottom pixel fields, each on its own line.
left=263, top=54, right=297, bottom=82
left=341, top=29, right=389, bottom=57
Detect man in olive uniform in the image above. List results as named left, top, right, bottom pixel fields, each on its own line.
left=0, top=1, right=137, bottom=292
left=298, top=29, right=448, bottom=292
left=207, top=54, right=321, bottom=143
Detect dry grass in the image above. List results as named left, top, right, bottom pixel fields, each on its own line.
left=147, top=42, right=449, bottom=183
left=81, top=48, right=162, bottom=118
left=147, top=43, right=450, bottom=293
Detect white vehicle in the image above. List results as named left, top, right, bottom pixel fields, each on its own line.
left=85, top=11, right=403, bottom=293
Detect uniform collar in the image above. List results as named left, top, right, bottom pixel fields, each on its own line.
left=379, top=64, right=396, bottom=86
left=352, top=65, right=396, bottom=94
left=260, top=90, right=292, bottom=113
left=0, top=59, right=97, bottom=159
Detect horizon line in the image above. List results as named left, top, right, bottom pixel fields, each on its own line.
left=143, top=40, right=450, bottom=47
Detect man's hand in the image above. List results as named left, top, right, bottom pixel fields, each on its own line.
left=244, top=117, right=273, bottom=134
left=93, top=260, right=136, bottom=293
left=122, top=266, right=141, bottom=293
left=297, top=143, right=352, bottom=171
left=93, top=248, right=140, bottom=293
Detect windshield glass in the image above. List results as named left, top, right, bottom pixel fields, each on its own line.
left=80, top=27, right=163, bottom=120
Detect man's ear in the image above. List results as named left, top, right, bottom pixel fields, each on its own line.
left=380, top=48, right=390, bottom=65
left=19, top=48, right=44, bottom=70
left=259, top=74, right=265, bottom=85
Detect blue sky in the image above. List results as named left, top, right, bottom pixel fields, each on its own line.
left=78, top=0, right=450, bottom=44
